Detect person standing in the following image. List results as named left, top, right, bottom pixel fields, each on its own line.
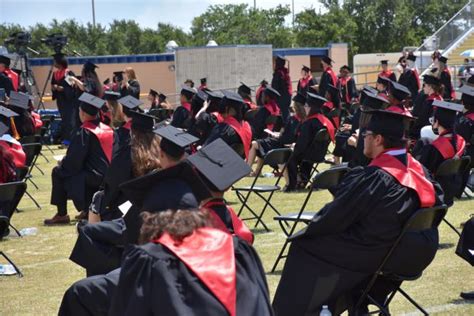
left=398, top=54, right=420, bottom=100
left=439, top=56, right=455, bottom=100
left=318, top=56, right=338, bottom=99
left=120, top=67, right=140, bottom=99
left=378, top=60, right=397, bottom=81
left=51, top=53, right=77, bottom=145
left=297, top=65, right=316, bottom=96
left=0, top=55, right=14, bottom=97
left=272, top=55, right=292, bottom=123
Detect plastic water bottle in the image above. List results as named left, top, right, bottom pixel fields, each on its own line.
left=19, top=227, right=38, bottom=236
left=320, top=305, right=332, bottom=316
left=262, top=172, right=274, bottom=178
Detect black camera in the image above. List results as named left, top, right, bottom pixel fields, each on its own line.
left=4, top=32, right=31, bottom=47
left=41, top=33, right=68, bottom=53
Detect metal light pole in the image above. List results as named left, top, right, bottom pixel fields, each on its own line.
left=254, top=0, right=256, bottom=10
left=292, top=0, right=295, bottom=27
left=92, top=0, right=96, bottom=28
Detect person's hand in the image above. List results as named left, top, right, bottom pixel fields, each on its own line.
left=341, top=124, right=352, bottom=132
left=121, top=81, right=128, bottom=89
left=56, top=86, right=64, bottom=92
left=52, top=84, right=58, bottom=91
left=347, top=134, right=358, bottom=147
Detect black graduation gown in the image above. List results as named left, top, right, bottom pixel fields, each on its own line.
left=113, top=125, right=130, bottom=153
left=456, top=216, right=474, bottom=266
left=12, top=109, right=35, bottom=137
left=0, top=72, right=14, bottom=96
left=411, top=97, right=436, bottom=138
left=109, top=237, right=273, bottom=316
left=273, top=162, right=444, bottom=315
left=398, top=69, right=419, bottom=100
left=252, top=107, right=272, bottom=139
left=52, top=69, right=78, bottom=141
left=257, top=115, right=300, bottom=157
left=204, top=123, right=245, bottom=158
left=51, top=119, right=111, bottom=211
left=440, top=70, right=453, bottom=100
left=60, top=237, right=273, bottom=316
left=455, top=114, right=474, bottom=195
left=318, top=70, right=335, bottom=98
left=119, top=80, right=140, bottom=99
left=339, top=77, right=358, bottom=106
left=297, top=77, right=317, bottom=96
left=170, top=106, right=191, bottom=129
left=189, top=112, right=219, bottom=145
left=271, top=70, right=291, bottom=123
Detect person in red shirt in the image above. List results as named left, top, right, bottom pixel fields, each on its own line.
left=0, top=122, right=17, bottom=184
left=378, top=60, right=397, bottom=81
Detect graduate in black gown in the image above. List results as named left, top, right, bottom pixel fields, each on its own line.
left=252, top=87, right=281, bottom=140
left=7, top=91, right=35, bottom=137
left=148, top=88, right=160, bottom=110
left=297, top=65, right=317, bottom=96
left=116, top=95, right=143, bottom=149
left=411, top=74, right=443, bottom=138
left=44, top=93, right=114, bottom=225
left=286, top=92, right=334, bottom=192
left=118, top=67, right=140, bottom=99
left=247, top=93, right=305, bottom=176
left=337, top=65, right=358, bottom=110
left=273, top=110, right=444, bottom=316
left=188, top=138, right=254, bottom=244
left=415, top=100, right=466, bottom=205
left=108, top=207, right=273, bottom=316
left=398, top=54, right=420, bottom=101
left=204, top=91, right=252, bottom=159
left=238, top=82, right=257, bottom=114
left=439, top=56, right=455, bottom=100
left=272, top=55, right=292, bottom=123
left=0, top=55, right=14, bottom=97
left=319, top=56, right=338, bottom=99
left=190, top=89, right=224, bottom=145
left=378, top=60, right=397, bottom=82
left=456, top=216, right=474, bottom=300
left=188, top=89, right=208, bottom=129
left=171, top=85, right=195, bottom=128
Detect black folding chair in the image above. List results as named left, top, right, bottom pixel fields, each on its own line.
left=271, top=165, right=350, bottom=272
left=0, top=181, right=27, bottom=239
left=302, top=128, right=335, bottom=185
left=16, top=167, right=40, bottom=210
left=353, top=205, right=447, bottom=316
left=435, top=156, right=471, bottom=236
left=20, top=135, right=46, bottom=174
left=21, top=142, right=42, bottom=190
left=233, top=148, right=292, bottom=232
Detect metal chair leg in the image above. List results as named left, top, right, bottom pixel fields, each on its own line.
left=39, top=152, right=50, bottom=163
left=0, top=251, right=23, bottom=277
left=34, top=164, right=45, bottom=175
left=25, top=190, right=41, bottom=210
left=396, top=288, right=428, bottom=315
left=443, top=218, right=461, bottom=236
left=8, top=224, right=22, bottom=237
left=271, top=239, right=290, bottom=272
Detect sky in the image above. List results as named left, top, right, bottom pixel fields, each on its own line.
left=0, top=0, right=323, bottom=31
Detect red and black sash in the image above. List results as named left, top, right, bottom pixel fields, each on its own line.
left=386, top=104, right=412, bottom=116
left=154, top=228, right=236, bottom=316
left=122, top=120, right=132, bottom=130
left=31, top=112, right=43, bottom=129
left=224, top=116, right=252, bottom=158
left=211, top=112, right=224, bottom=123
left=379, top=70, right=394, bottom=79
left=53, top=68, right=69, bottom=82
left=299, top=75, right=313, bottom=90
left=338, top=76, right=352, bottom=104
left=204, top=200, right=254, bottom=245
left=4, top=68, right=18, bottom=91
left=465, top=112, right=474, bottom=121
left=82, top=121, right=114, bottom=163
left=277, top=67, right=292, bottom=95
left=412, top=68, right=421, bottom=91
left=244, top=99, right=257, bottom=111
left=0, top=140, right=25, bottom=168
left=432, top=133, right=466, bottom=160
left=181, top=102, right=191, bottom=113
left=306, top=113, right=335, bottom=142
left=370, top=150, right=436, bottom=208
left=264, top=100, right=281, bottom=130
left=326, top=67, right=338, bottom=86
left=427, top=93, right=443, bottom=102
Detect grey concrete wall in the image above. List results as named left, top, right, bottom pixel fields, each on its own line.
left=175, top=45, right=273, bottom=91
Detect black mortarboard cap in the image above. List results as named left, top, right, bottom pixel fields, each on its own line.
left=432, top=100, right=463, bottom=129
left=302, top=65, right=310, bottom=72
left=9, top=91, right=30, bottom=109
left=238, top=82, right=252, bottom=95
left=377, top=75, right=392, bottom=86
left=181, top=85, right=196, bottom=99
left=0, top=105, right=19, bottom=118
left=264, top=86, right=281, bottom=99
left=222, top=90, right=244, bottom=109
left=260, top=79, right=268, bottom=85
left=362, top=91, right=390, bottom=110
left=390, top=81, right=411, bottom=101
left=154, top=125, right=199, bottom=158
left=0, top=55, right=11, bottom=67
left=78, top=92, right=105, bottom=115
left=158, top=93, right=167, bottom=100
left=205, top=89, right=224, bottom=101
left=53, top=53, right=66, bottom=62
left=104, top=91, right=121, bottom=101
left=432, top=100, right=464, bottom=112
left=380, top=60, right=389, bottom=65
left=322, top=56, right=333, bottom=64
left=292, top=92, right=306, bottom=104
left=187, top=138, right=252, bottom=191
left=195, top=90, right=208, bottom=102
left=366, top=110, right=413, bottom=139
left=103, top=78, right=111, bottom=85
left=113, top=71, right=124, bottom=76
left=439, top=56, right=448, bottom=64
left=340, top=65, right=351, bottom=72
left=83, top=61, right=98, bottom=72
left=363, top=85, right=379, bottom=95
left=460, top=84, right=474, bottom=105
left=149, top=89, right=158, bottom=97
left=423, top=75, right=441, bottom=86
left=306, top=92, right=327, bottom=108
left=200, top=77, right=207, bottom=84
left=276, top=55, right=287, bottom=62
left=0, top=121, right=8, bottom=136
left=118, top=95, right=143, bottom=111
left=129, top=111, right=156, bottom=132
left=407, top=54, right=416, bottom=62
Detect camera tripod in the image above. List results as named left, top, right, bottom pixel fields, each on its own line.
left=10, top=46, right=42, bottom=108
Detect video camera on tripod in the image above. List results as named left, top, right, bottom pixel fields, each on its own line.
left=4, top=32, right=32, bottom=48
left=41, top=33, right=68, bottom=53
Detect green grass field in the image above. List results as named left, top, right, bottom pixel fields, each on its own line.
left=1, top=147, right=474, bottom=315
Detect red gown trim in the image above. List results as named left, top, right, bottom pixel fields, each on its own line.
left=204, top=200, right=254, bottom=245
left=325, top=67, right=338, bottom=86
left=370, top=151, right=436, bottom=208
left=427, top=93, right=443, bottom=102
left=465, top=112, right=474, bottom=121
left=299, top=75, right=313, bottom=89
left=31, top=112, right=43, bottom=128
left=379, top=70, right=394, bottom=79
left=432, top=134, right=466, bottom=160
left=4, top=68, right=19, bottom=91
left=264, top=100, right=281, bottom=130
left=181, top=102, right=191, bottom=113
left=305, top=113, right=335, bottom=142
left=122, top=120, right=132, bottom=130
left=81, top=121, right=114, bottom=163
left=244, top=99, right=257, bottom=110
left=154, top=228, right=237, bottom=316
left=338, top=76, right=353, bottom=104
left=224, top=116, right=252, bottom=158
left=443, top=68, right=456, bottom=99
left=0, top=140, right=26, bottom=168
left=211, top=112, right=224, bottom=123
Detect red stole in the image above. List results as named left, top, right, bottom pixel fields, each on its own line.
left=0, top=140, right=25, bottom=168
left=211, top=112, right=224, bottom=123
left=181, top=102, right=191, bottom=113
left=427, top=93, right=443, bottom=102
left=299, top=75, right=313, bottom=89
left=31, top=112, right=43, bottom=129
left=386, top=104, right=412, bottom=116
left=379, top=70, right=394, bottom=79
left=264, top=100, right=281, bottom=130
left=154, top=228, right=236, bottom=316
left=432, top=134, right=466, bottom=159
left=53, top=68, right=68, bottom=82
left=256, top=86, right=265, bottom=103
left=277, top=67, right=293, bottom=94
left=244, top=99, right=257, bottom=110
left=224, top=116, right=252, bottom=158
left=412, top=68, right=421, bottom=90
left=465, top=112, right=474, bottom=121
left=204, top=200, right=254, bottom=245
left=122, top=120, right=132, bottom=130
left=306, top=113, right=335, bottom=142
left=81, top=121, right=114, bottom=163
left=325, top=67, right=338, bottom=86
left=443, top=68, right=456, bottom=99
left=198, top=84, right=207, bottom=91
left=338, top=76, right=352, bottom=104
left=4, top=69, right=18, bottom=91
left=370, top=150, right=436, bottom=208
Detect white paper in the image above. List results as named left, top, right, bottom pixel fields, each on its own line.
left=64, top=75, right=74, bottom=86
left=119, top=200, right=133, bottom=216
left=469, top=249, right=474, bottom=257
left=53, top=155, right=65, bottom=162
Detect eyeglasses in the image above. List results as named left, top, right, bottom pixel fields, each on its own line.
left=362, top=131, right=375, bottom=137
